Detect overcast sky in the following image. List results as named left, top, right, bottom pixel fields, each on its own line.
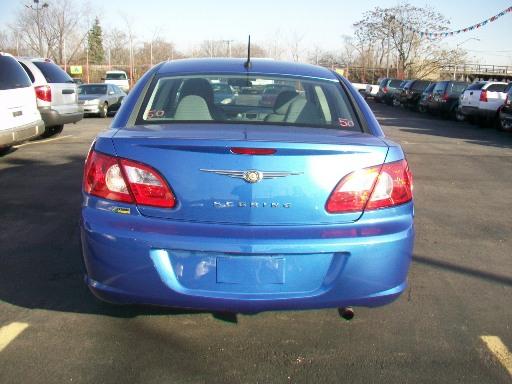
left=1, top=0, right=511, bottom=65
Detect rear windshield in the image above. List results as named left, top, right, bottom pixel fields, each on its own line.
left=486, top=84, right=507, bottom=92
left=136, top=74, right=362, bottom=132
left=33, top=61, right=73, bottom=83
left=388, top=79, right=402, bottom=88
left=448, top=82, right=467, bottom=94
left=106, top=73, right=127, bottom=80
left=411, top=80, right=430, bottom=91
left=0, top=55, right=32, bottom=90
left=424, top=83, right=436, bottom=93
left=466, top=83, right=485, bottom=91
left=79, top=85, right=107, bottom=95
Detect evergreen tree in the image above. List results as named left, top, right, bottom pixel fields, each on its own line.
left=88, top=17, right=104, bottom=64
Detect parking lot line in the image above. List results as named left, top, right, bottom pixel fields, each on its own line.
left=481, top=336, right=512, bottom=377
left=0, top=322, right=29, bottom=352
left=14, top=135, right=73, bottom=147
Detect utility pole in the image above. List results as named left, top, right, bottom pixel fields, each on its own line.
left=385, top=14, right=394, bottom=78
left=223, top=40, right=234, bottom=57
left=25, top=0, right=49, bottom=57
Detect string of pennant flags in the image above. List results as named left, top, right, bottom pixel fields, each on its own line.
left=406, top=5, right=512, bottom=39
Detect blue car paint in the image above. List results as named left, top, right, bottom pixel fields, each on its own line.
left=81, top=59, right=414, bottom=312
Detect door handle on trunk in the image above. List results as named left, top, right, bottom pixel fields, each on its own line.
left=62, top=89, right=75, bottom=94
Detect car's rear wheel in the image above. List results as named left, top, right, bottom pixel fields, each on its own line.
left=500, top=117, right=512, bottom=131
left=0, top=146, right=12, bottom=156
left=99, top=102, right=108, bottom=118
left=455, top=108, right=465, bottom=122
left=41, top=124, right=64, bottom=138
left=418, top=104, right=427, bottom=113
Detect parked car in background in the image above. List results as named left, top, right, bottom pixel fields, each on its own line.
left=418, top=83, right=436, bottom=113
left=78, top=83, right=126, bottom=117
left=103, top=70, right=130, bottom=93
left=400, top=80, right=431, bottom=110
left=498, top=83, right=512, bottom=131
left=397, top=80, right=415, bottom=108
left=17, top=57, right=83, bottom=137
left=393, top=80, right=411, bottom=106
left=427, top=81, right=468, bottom=119
left=0, top=53, right=44, bottom=155
left=374, top=78, right=403, bottom=105
left=211, top=82, right=236, bottom=105
left=458, top=81, right=508, bottom=126
left=81, top=59, right=414, bottom=314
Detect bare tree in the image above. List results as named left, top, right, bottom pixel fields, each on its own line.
left=352, top=3, right=457, bottom=78
left=288, top=31, right=304, bottom=62
left=11, top=0, right=89, bottom=64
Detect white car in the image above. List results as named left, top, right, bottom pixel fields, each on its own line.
left=458, top=81, right=508, bottom=126
left=103, top=70, right=130, bottom=93
left=17, top=57, right=83, bottom=137
left=0, top=53, right=44, bottom=155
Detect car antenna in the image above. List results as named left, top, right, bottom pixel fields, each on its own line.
left=244, top=35, right=252, bottom=69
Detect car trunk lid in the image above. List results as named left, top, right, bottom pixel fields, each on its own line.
left=112, top=124, right=389, bottom=225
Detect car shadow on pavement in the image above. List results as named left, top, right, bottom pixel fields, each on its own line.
left=413, top=255, right=512, bottom=287
left=369, top=101, right=512, bottom=150
left=0, top=154, right=236, bottom=321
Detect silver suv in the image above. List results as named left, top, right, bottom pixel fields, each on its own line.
left=17, top=58, right=83, bottom=137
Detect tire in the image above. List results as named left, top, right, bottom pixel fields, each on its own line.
left=418, top=104, right=426, bottom=113
left=392, top=98, right=400, bottom=107
left=455, top=108, right=465, bottom=122
left=99, top=102, right=108, bottom=118
left=41, top=124, right=64, bottom=138
left=0, top=146, right=12, bottom=156
left=500, top=117, right=512, bottom=131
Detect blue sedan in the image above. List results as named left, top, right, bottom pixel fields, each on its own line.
left=80, top=59, right=414, bottom=314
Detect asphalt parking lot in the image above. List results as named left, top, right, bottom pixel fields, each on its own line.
left=0, top=103, right=511, bottom=384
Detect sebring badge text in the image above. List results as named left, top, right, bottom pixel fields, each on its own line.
left=213, top=201, right=292, bottom=209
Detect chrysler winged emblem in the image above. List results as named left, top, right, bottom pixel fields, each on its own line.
left=200, top=169, right=302, bottom=183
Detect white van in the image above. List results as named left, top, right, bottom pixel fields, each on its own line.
left=0, top=53, right=44, bottom=155
left=104, top=70, right=130, bottom=93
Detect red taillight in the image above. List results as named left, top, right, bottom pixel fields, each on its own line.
left=480, top=90, right=488, bottom=102
left=442, top=92, right=449, bottom=102
left=35, top=85, right=52, bottom=102
left=383, top=86, right=388, bottom=94
left=83, top=150, right=176, bottom=208
left=326, top=160, right=413, bottom=213
left=230, top=147, right=276, bottom=155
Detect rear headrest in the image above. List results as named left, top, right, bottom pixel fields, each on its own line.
left=274, top=90, right=299, bottom=114
left=174, top=95, right=212, bottom=120
left=180, top=78, right=214, bottom=105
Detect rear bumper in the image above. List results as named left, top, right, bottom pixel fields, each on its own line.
left=0, top=119, right=45, bottom=147
left=81, top=197, right=414, bottom=312
left=460, top=106, right=497, bottom=118
left=39, top=107, right=83, bottom=128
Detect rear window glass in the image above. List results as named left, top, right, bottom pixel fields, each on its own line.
left=79, top=85, right=107, bottom=95
left=486, top=84, right=507, bottom=92
left=424, top=83, right=435, bottom=93
left=388, top=80, right=402, bottom=87
left=448, top=83, right=467, bottom=94
left=412, top=81, right=429, bottom=91
left=0, top=56, right=32, bottom=90
left=432, top=82, right=447, bottom=94
left=467, top=83, right=485, bottom=91
left=33, top=61, right=73, bottom=83
left=106, top=73, right=127, bottom=80
left=136, top=74, right=362, bottom=132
